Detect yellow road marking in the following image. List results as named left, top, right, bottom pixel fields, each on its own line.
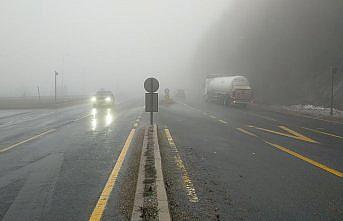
left=218, top=120, right=228, bottom=124
left=133, top=116, right=142, bottom=129
left=0, top=129, right=56, bottom=153
left=164, top=129, right=199, bottom=203
left=279, top=126, right=319, bottom=143
left=237, top=128, right=258, bottom=137
left=264, top=141, right=343, bottom=178
left=248, top=125, right=319, bottom=144
left=302, top=127, right=343, bottom=140
left=237, top=127, right=342, bottom=178
left=89, top=129, right=136, bottom=221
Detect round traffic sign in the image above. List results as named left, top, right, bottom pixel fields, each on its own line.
left=144, top=77, right=159, bottom=92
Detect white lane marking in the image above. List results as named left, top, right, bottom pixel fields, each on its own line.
left=0, top=129, right=57, bottom=153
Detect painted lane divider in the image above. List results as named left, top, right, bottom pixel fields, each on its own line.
left=302, top=127, right=343, bottom=140
left=89, top=128, right=136, bottom=221
left=133, top=115, right=142, bottom=129
left=73, top=113, right=92, bottom=122
left=164, top=128, right=199, bottom=203
left=218, top=119, right=228, bottom=124
left=237, top=127, right=343, bottom=178
left=248, top=125, right=319, bottom=144
left=264, top=141, right=343, bottom=178
left=237, top=128, right=258, bottom=138
left=0, top=129, right=57, bottom=153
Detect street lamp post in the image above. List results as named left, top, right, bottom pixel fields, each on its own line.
left=37, top=86, right=41, bottom=101
left=330, top=66, right=337, bottom=116
left=54, top=71, right=59, bottom=103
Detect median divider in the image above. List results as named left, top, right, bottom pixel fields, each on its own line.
left=131, top=125, right=171, bottom=221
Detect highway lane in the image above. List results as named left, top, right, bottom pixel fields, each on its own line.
left=157, top=100, right=343, bottom=220
left=0, top=100, right=145, bottom=221
left=0, top=105, right=91, bottom=152
left=1, top=97, right=342, bottom=221
left=186, top=100, right=343, bottom=172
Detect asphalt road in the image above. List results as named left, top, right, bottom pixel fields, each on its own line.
left=157, top=99, right=343, bottom=221
left=0, top=99, right=145, bottom=221
left=0, top=97, right=342, bottom=221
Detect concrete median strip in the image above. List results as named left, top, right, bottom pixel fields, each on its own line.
left=131, top=125, right=171, bottom=221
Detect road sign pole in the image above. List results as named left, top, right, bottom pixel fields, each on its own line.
left=150, top=111, right=153, bottom=125
left=150, top=78, right=153, bottom=125
left=144, top=77, right=159, bottom=126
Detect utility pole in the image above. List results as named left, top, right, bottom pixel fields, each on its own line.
left=37, top=86, right=41, bottom=101
left=330, top=66, right=337, bottom=116
left=54, top=71, right=59, bottom=103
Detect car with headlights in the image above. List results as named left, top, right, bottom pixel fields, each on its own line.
left=91, top=90, right=115, bottom=108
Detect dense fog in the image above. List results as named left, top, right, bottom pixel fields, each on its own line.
left=193, top=0, right=343, bottom=106
left=0, top=0, right=228, bottom=97
left=1, top=0, right=342, bottom=106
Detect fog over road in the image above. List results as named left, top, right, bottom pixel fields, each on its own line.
left=0, top=97, right=342, bottom=220
left=1, top=1, right=343, bottom=220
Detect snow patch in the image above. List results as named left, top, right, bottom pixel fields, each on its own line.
left=283, top=104, right=343, bottom=118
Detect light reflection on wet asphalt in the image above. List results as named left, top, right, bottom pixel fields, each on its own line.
left=90, top=108, right=115, bottom=131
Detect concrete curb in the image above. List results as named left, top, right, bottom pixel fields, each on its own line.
left=131, top=125, right=171, bottom=221
left=131, top=128, right=148, bottom=221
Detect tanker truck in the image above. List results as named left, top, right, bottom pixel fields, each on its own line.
left=204, top=75, right=253, bottom=107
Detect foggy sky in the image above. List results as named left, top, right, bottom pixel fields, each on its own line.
left=193, top=0, right=343, bottom=105
left=0, top=0, right=229, bottom=97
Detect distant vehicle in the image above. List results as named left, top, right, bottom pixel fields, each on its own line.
left=175, top=89, right=186, bottom=100
left=204, top=75, right=252, bottom=107
left=91, top=90, right=115, bottom=108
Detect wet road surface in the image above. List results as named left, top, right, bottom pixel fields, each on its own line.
left=156, top=100, right=343, bottom=221
left=0, top=98, right=342, bottom=221
left=0, top=100, right=145, bottom=221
